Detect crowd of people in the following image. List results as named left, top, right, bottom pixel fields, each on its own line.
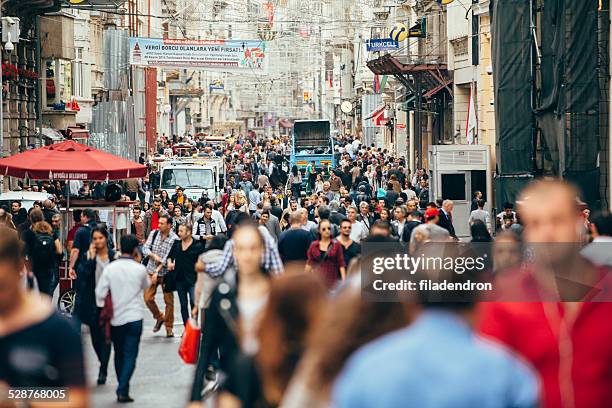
left=1, top=132, right=611, bottom=408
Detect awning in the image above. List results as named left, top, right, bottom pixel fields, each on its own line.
left=0, top=140, right=147, bottom=181
left=364, top=104, right=386, bottom=120
left=367, top=106, right=389, bottom=126
left=398, top=96, right=416, bottom=111
left=66, top=127, right=90, bottom=139
left=41, top=127, right=64, bottom=142
left=423, top=78, right=453, bottom=99
left=8, top=0, right=60, bottom=14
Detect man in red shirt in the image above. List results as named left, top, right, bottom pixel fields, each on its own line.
left=143, top=197, right=167, bottom=237
left=479, top=179, right=612, bottom=408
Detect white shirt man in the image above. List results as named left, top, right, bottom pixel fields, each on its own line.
left=96, top=255, right=149, bottom=326
left=298, top=208, right=317, bottom=232
left=468, top=201, right=492, bottom=232
left=249, top=188, right=262, bottom=212
left=347, top=207, right=368, bottom=243
left=95, top=237, right=150, bottom=402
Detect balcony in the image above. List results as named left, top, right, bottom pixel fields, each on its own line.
left=7, top=0, right=60, bottom=14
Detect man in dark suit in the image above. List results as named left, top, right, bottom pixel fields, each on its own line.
left=437, top=199, right=457, bottom=239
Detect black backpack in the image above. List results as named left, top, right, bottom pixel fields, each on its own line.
left=33, top=232, right=55, bottom=266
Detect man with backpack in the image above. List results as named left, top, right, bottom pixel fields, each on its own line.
left=142, top=215, right=178, bottom=337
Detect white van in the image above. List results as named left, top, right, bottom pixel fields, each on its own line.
left=0, top=191, right=53, bottom=210
left=159, top=158, right=224, bottom=202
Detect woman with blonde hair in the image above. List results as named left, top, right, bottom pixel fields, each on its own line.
left=0, top=207, right=16, bottom=229
left=235, top=192, right=249, bottom=213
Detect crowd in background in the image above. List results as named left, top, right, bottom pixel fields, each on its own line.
left=1, top=132, right=612, bottom=408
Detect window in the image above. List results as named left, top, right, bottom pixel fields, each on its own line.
left=45, top=60, right=56, bottom=108
left=452, top=37, right=469, bottom=57
left=44, top=58, right=73, bottom=108
left=73, top=48, right=84, bottom=98
left=162, top=22, right=169, bottom=39
left=441, top=173, right=466, bottom=201
left=161, top=169, right=214, bottom=189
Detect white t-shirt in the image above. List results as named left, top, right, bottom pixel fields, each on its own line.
left=69, top=180, right=82, bottom=196
left=95, top=258, right=149, bottom=326
left=249, top=190, right=262, bottom=211
left=403, top=189, right=417, bottom=200
left=349, top=221, right=369, bottom=243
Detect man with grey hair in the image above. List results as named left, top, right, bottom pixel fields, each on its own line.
left=299, top=207, right=317, bottom=232
left=408, top=223, right=451, bottom=254
left=358, top=201, right=374, bottom=230
left=347, top=206, right=368, bottom=243
left=438, top=199, right=457, bottom=239
left=278, top=211, right=314, bottom=263
left=322, top=181, right=335, bottom=202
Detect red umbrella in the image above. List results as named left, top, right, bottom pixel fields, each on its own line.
left=0, top=140, right=147, bottom=181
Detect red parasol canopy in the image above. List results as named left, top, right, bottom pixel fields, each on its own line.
left=0, top=140, right=147, bottom=181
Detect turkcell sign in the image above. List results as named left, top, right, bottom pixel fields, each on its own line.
left=366, top=39, right=399, bottom=52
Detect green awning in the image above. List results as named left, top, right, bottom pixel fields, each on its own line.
left=398, top=96, right=416, bottom=111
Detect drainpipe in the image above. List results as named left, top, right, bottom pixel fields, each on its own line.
left=35, top=15, right=42, bottom=147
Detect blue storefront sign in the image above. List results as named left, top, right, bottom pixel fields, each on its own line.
left=366, top=39, right=399, bottom=52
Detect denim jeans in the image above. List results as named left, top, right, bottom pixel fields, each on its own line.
left=176, top=280, right=195, bottom=326
left=111, top=320, right=143, bottom=396
left=291, top=182, right=302, bottom=198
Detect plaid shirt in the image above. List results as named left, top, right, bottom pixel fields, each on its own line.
left=204, top=230, right=283, bottom=278
left=142, top=229, right=178, bottom=276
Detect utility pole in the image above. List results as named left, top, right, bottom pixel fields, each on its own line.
left=415, top=73, right=422, bottom=169
left=609, top=2, right=612, bottom=210
left=0, top=1, right=4, bottom=158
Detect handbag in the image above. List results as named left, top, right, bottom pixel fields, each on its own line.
left=163, top=270, right=177, bottom=292
left=141, top=230, right=159, bottom=267
left=162, top=240, right=179, bottom=293
left=179, top=318, right=201, bottom=364
left=99, top=293, right=113, bottom=345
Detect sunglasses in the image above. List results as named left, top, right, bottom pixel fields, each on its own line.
left=321, top=227, right=331, bottom=231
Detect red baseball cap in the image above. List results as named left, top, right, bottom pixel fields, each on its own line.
left=424, top=207, right=439, bottom=219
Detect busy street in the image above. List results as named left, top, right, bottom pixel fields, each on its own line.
left=2, top=0, right=612, bottom=408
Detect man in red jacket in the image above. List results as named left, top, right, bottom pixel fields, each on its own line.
left=479, top=179, right=612, bottom=408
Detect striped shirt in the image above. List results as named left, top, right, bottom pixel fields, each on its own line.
left=203, top=231, right=283, bottom=278
left=142, top=229, right=178, bottom=276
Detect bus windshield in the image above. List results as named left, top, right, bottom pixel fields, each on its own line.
left=161, top=168, right=214, bottom=189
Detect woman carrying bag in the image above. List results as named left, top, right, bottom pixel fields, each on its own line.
left=189, top=222, right=272, bottom=404
left=74, top=226, right=117, bottom=386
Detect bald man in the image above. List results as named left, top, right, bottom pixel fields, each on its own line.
left=479, top=179, right=612, bottom=408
